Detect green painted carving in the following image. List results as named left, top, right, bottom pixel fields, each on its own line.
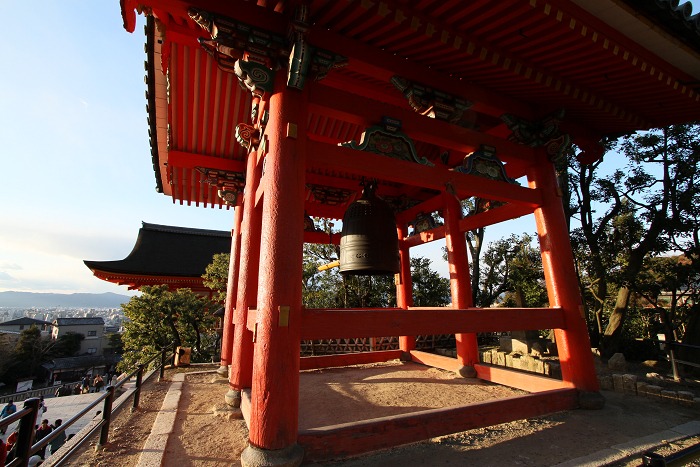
left=453, top=145, right=518, bottom=214
left=453, top=145, right=516, bottom=184
left=234, top=60, right=274, bottom=98
left=391, top=76, right=473, bottom=128
left=501, top=110, right=571, bottom=162
left=340, top=118, right=434, bottom=167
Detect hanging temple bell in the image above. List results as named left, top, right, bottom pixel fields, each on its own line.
left=339, top=182, right=400, bottom=276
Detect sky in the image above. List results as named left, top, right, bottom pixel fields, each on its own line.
left=1, top=1, right=698, bottom=296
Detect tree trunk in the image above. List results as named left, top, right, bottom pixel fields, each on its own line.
left=602, top=286, right=631, bottom=358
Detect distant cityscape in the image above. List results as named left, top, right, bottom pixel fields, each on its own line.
left=0, top=307, right=125, bottom=329
left=0, top=291, right=131, bottom=329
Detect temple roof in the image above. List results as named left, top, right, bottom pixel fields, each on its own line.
left=0, top=317, right=52, bottom=327
left=123, top=0, right=700, bottom=215
left=54, top=317, right=105, bottom=326
left=84, top=222, right=230, bottom=290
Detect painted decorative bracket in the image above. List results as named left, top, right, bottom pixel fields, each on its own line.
left=391, top=76, right=473, bottom=128
left=340, top=117, right=434, bottom=167
left=501, top=110, right=571, bottom=162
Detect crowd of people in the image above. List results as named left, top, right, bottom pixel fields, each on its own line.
left=0, top=415, right=67, bottom=465
left=0, top=371, right=118, bottom=464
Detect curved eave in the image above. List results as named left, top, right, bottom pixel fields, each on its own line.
left=85, top=269, right=210, bottom=292
left=83, top=222, right=231, bottom=279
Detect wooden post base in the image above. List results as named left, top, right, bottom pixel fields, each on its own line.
left=241, top=443, right=304, bottom=467
left=225, top=389, right=242, bottom=408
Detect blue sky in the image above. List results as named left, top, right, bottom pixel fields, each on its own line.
left=1, top=2, right=697, bottom=296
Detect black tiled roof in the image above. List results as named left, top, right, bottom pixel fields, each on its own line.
left=54, top=317, right=105, bottom=326
left=0, top=317, right=52, bottom=327
left=624, top=0, right=700, bottom=49
left=84, top=222, right=231, bottom=277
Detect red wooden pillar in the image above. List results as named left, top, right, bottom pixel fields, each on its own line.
left=443, top=191, right=479, bottom=377
left=527, top=152, right=600, bottom=394
left=397, top=223, right=415, bottom=353
left=226, top=148, right=263, bottom=407
left=218, top=201, right=244, bottom=376
left=241, top=74, right=305, bottom=465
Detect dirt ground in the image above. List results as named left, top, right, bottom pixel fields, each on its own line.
left=66, top=361, right=700, bottom=466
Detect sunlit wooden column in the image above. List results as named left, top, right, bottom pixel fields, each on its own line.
left=218, top=200, right=244, bottom=376
left=241, top=73, right=306, bottom=465
left=397, top=223, right=415, bottom=353
left=527, top=151, right=600, bottom=394
left=443, top=190, right=479, bottom=377
left=226, top=148, right=263, bottom=407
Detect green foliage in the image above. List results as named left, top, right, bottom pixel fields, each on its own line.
left=568, top=123, right=700, bottom=356
left=202, top=252, right=230, bottom=304
left=119, top=285, right=218, bottom=371
left=410, top=257, right=450, bottom=306
left=4, top=326, right=55, bottom=383
left=52, top=332, right=84, bottom=357
left=477, top=234, right=547, bottom=308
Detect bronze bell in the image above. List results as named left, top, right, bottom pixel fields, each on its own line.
left=339, top=182, right=400, bottom=275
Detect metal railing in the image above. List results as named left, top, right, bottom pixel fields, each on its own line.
left=642, top=439, right=700, bottom=466
left=660, top=339, right=700, bottom=381
left=0, top=346, right=175, bottom=467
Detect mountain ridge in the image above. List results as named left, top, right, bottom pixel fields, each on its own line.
left=0, top=291, right=132, bottom=308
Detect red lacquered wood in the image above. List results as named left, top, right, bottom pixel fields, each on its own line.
left=528, top=152, right=599, bottom=392
left=410, top=350, right=461, bottom=372
left=443, top=192, right=479, bottom=369
left=300, top=350, right=403, bottom=371
left=298, top=388, right=578, bottom=461
left=396, top=223, right=415, bottom=352
left=474, top=364, right=574, bottom=392
left=220, top=202, right=243, bottom=367
left=248, top=76, right=306, bottom=450
left=229, top=148, right=263, bottom=393
left=299, top=307, right=566, bottom=339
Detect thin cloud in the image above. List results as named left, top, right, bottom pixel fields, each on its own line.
left=0, top=263, right=22, bottom=270
left=0, top=272, right=16, bottom=281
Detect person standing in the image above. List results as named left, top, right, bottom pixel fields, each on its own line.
left=48, top=419, right=67, bottom=456
left=93, top=374, right=104, bottom=392
left=0, top=400, right=17, bottom=434
left=35, top=419, right=52, bottom=459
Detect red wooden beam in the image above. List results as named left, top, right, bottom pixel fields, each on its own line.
left=475, top=364, right=575, bottom=392
left=401, top=226, right=446, bottom=248
left=168, top=150, right=246, bottom=172
left=297, top=307, right=567, bottom=340
left=303, top=230, right=340, bottom=246
left=300, top=350, right=403, bottom=371
left=306, top=141, right=542, bottom=206
left=409, top=350, right=461, bottom=372
left=459, top=202, right=536, bottom=233
left=298, top=388, right=578, bottom=462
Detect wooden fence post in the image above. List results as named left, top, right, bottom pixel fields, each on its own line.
left=97, top=386, right=116, bottom=449
left=16, top=398, right=40, bottom=463
left=132, top=364, right=144, bottom=411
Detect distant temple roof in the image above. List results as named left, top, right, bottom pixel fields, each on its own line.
left=84, top=222, right=231, bottom=292
left=0, top=317, right=52, bottom=327
left=54, top=317, right=105, bottom=326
